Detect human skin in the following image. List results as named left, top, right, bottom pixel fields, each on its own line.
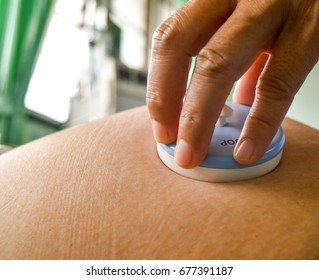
left=0, top=106, right=318, bottom=260
left=146, top=0, right=319, bottom=168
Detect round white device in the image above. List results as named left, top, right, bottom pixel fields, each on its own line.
left=157, top=102, right=285, bottom=182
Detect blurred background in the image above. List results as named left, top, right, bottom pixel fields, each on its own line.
left=0, top=0, right=318, bottom=153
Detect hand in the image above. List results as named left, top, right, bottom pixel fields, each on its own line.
left=146, top=0, right=319, bottom=168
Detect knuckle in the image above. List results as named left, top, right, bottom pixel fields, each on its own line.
left=146, top=89, right=159, bottom=105
left=146, top=86, right=175, bottom=121
left=249, top=75, right=295, bottom=132
left=196, top=47, right=235, bottom=80
left=178, top=108, right=214, bottom=146
left=179, top=110, right=202, bottom=130
left=152, top=15, right=182, bottom=50
left=248, top=108, right=277, bottom=132
left=146, top=87, right=162, bottom=111
left=257, top=75, right=295, bottom=106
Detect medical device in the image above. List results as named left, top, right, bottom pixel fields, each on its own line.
left=157, top=102, right=285, bottom=182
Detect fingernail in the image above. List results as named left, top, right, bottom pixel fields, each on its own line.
left=175, top=139, right=192, bottom=167
left=152, top=120, right=169, bottom=142
left=234, top=138, right=255, bottom=164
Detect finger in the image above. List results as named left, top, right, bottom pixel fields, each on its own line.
left=234, top=5, right=319, bottom=165
left=232, top=53, right=269, bottom=106
left=175, top=2, right=283, bottom=168
left=146, top=0, right=234, bottom=143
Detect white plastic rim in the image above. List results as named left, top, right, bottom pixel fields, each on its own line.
left=157, top=143, right=283, bottom=182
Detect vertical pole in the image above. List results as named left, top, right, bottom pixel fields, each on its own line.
left=0, top=0, right=55, bottom=145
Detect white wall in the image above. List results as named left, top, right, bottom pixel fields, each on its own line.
left=287, top=62, right=319, bottom=130
left=112, top=0, right=147, bottom=70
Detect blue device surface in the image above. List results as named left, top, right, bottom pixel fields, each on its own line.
left=159, top=102, right=285, bottom=169
left=157, top=102, right=285, bottom=182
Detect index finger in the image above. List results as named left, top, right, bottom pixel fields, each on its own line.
left=146, top=0, right=234, bottom=143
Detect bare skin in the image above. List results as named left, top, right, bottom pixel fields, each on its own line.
left=146, top=0, right=319, bottom=168
left=0, top=106, right=318, bottom=260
